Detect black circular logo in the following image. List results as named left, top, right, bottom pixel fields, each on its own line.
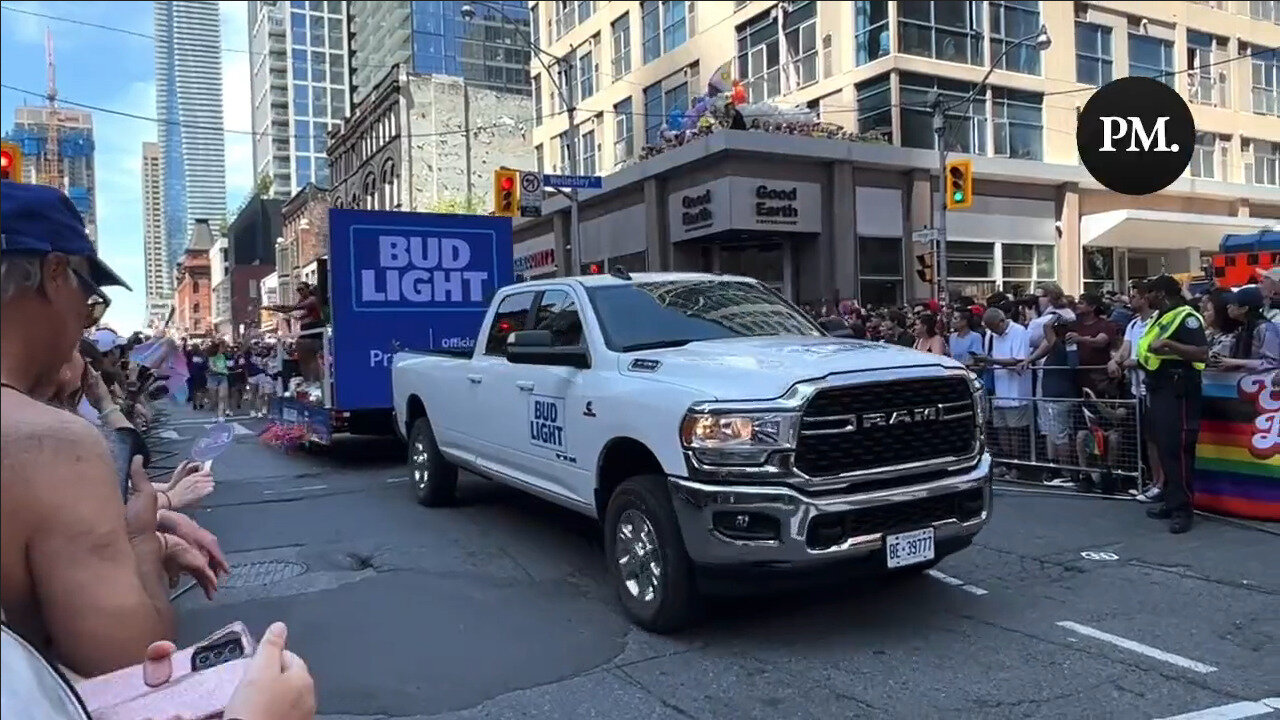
left=1076, top=77, right=1195, bottom=196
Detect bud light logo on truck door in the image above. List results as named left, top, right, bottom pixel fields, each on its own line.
left=328, top=209, right=514, bottom=411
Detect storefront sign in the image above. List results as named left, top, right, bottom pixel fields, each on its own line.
left=668, top=177, right=821, bottom=242
left=513, top=234, right=557, bottom=277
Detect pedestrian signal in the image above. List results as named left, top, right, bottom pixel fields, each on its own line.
left=0, top=142, right=22, bottom=182
left=945, top=159, right=973, bottom=210
left=493, top=169, right=519, bottom=217
left=915, top=252, right=934, bottom=284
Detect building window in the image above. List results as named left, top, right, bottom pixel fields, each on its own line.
left=531, top=4, right=540, bottom=49
left=578, top=49, right=595, bottom=99
left=554, top=0, right=576, bottom=40
left=1251, top=1, right=1280, bottom=23
left=580, top=129, right=597, bottom=176
left=784, top=1, right=818, bottom=88
left=641, top=1, right=689, bottom=63
left=614, top=98, right=635, bottom=163
left=1190, top=132, right=1221, bottom=179
left=1246, top=138, right=1280, bottom=186
left=664, top=82, right=689, bottom=130
left=558, top=131, right=576, bottom=174
left=578, top=0, right=593, bottom=23
left=1001, top=244, right=1056, bottom=294
left=900, top=73, right=986, bottom=154
left=1075, top=23, right=1112, bottom=87
left=1187, top=31, right=1228, bottom=107
left=643, top=82, right=663, bottom=144
left=1252, top=47, right=1280, bottom=116
left=533, top=75, right=543, bottom=126
left=612, top=13, right=632, bottom=80
left=858, top=236, right=903, bottom=307
left=855, top=75, right=892, bottom=138
left=736, top=10, right=781, bottom=102
left=1129, top=34, right=1174, bottom=88
left=992, top=88, right=1042, bottom=160
left=555, top=60, right=577, bottom=112
left=855, top=1, right=890, bottom=65
left=989, top=1, right=1041, bottom=75
left=535, top=144, right=544, bottom=175
left=898, top=1, right=984, bottom=67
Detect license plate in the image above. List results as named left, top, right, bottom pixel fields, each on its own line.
left=886, top=528, right=935, bottom=569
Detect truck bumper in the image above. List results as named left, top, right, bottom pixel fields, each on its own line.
left=667, top=455, right=992, bottom=569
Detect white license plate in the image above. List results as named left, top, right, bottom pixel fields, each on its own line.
left=885, top=528, right=935, bottom=569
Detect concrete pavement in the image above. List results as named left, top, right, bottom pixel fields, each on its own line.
left=156, top=403, right=1280, bottom=720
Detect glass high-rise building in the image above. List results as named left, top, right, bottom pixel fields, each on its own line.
left=154, top=0, right=227, bottom=274
left=248, top=0, right=349, bottom=196
left=348, top=1, right=532, bottom=105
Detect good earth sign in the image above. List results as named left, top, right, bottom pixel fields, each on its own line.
left=328, top=209, right=514, bottom=410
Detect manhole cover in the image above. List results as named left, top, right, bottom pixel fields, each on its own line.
left=221, top=560, right=308, bottom=588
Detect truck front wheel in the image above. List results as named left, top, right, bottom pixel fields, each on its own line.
left=603, top=474, right=699, bottom=633
left=408, top=417, right=457, bottom=507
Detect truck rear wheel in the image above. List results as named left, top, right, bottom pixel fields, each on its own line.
left=603, top=474, right=699, bottom=633
left=408, top=417, right=457, bottom=507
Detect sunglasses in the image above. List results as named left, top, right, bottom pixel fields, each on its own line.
left=70, top=267, right=111, bottom=329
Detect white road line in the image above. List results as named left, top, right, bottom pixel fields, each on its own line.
left=166, top=416, right=254, bottom=427
left=263, top=484, right=327, bottom=495
left=157, top=430, right=181, bottom=440
left=924, top=569, right=989, bottom=596
left=385, top=477, right=408, bottom=483
left=1055, top=621, right=1218, bottom=674
left=1155, top=699, right=1279, bottom=720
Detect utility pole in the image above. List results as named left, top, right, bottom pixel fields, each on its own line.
left=932, top=98, right=948, bottom=303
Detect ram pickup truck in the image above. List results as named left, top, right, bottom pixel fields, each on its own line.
left=391, top=271, right=991, bottom=632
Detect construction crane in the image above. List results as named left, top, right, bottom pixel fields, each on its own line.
left=41, top=27, right=63, bottom=190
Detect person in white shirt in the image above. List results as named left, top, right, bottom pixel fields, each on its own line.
left=1108, top=280, right=1163, bottom=503
left=1260, top=267, right=1279, bottom=323
left=978, top=308, right=1032, bottom=479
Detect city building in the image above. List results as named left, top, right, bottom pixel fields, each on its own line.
left=6, top=106, right=97, bottom=243
left=155, top=0, right=227, bottom=274
left=141, top=141, right=170, bottom=325
left=222, top=195, right=283, bottom=340
left=327, top=67, right=534, bottom=217
left=277, top=181, right=330, bottom=306
left=522, top=0, right=1280, bottom=300
left=248, top=0, right=350, bottom=196
left=258, top=270, right=280, bottom=333
left=173, top=219, right=215, bottom=337
left=347, top=1, right=533, bottom=104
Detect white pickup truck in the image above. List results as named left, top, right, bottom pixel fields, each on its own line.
left=391, top=270, right=990, bottom=632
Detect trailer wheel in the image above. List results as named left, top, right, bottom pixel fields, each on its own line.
left=408, top=416, right=457, bottom=507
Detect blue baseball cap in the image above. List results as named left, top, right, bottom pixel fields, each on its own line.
left=0, top=180, right=130, bottom=290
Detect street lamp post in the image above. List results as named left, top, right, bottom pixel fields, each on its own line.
left=461, top=2, right=582, bottom=274
left=931, top=24, right=1052, bottom=302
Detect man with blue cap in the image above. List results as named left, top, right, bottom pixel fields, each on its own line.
left=1, top=180, right=178, bottom=676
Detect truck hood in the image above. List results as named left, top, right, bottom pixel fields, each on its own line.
left=617, top=335, right=964, bottom=401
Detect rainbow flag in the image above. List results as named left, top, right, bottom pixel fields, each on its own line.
left=130, top=336, right=190, bottom=404
left=1193, top=371, right=1280, bottom=521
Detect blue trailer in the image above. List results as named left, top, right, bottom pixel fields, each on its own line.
left=270, top=208, right=515, bottom=444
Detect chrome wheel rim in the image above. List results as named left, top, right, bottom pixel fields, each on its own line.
left=615, top=509, right=662, bottom=603
left=411, top=437, right=430, bottom=493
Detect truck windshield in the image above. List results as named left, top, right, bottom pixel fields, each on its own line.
left=585, top=279, right=825, bottom=353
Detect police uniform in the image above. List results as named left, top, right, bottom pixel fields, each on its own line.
left=1136, top=303, right=1207, bottom=532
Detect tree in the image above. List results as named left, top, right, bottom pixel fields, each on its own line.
left=427, top=196, right=485, bottom=215
left=256, top=173, right=274, bottom=198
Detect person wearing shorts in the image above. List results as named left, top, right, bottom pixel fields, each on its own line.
left=206, top=341, right=230, bottom=418
left=979, top=308, right=1033, bottom=478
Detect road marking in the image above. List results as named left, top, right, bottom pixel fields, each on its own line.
left=264, top=484, right=327, bottom=495
left=167, top=415, right=254, bottom=427
left=385, top=477, right=408, bottom=483
left=157, top=430, right=181, bottom=440
left=924, top=569, right=989, bottom=596
left=1155, top=699, right=1280, bottom=720
left=1055, top=621, right=1218, bottom=674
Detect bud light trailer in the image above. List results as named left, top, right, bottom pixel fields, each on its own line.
left=269, top=209, right=515, bottom=445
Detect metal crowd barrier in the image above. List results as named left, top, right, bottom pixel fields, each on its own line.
left=978, top=364, right=1146, bottom=490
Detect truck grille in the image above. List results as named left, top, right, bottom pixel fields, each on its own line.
left=806, top=487, right=986, bottom=551
left=795, top=377, right=976, bottom=479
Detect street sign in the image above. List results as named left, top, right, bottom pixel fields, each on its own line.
left=912, top=228, right=938, bottom=245
left=542, top=173, right=603, bottom=190
left=519, top=171, right=543, bottom=218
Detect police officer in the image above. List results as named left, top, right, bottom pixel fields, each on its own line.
left=1136, top=275, right=1208, bottom=534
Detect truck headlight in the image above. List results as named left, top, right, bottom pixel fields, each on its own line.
left=680, top=411, right=800, bottom=466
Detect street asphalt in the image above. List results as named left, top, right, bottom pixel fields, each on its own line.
left=156, top=403, right=1280, bottom=720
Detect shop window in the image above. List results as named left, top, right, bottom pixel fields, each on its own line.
left=992, top=88, right=1043, bottom=160
left=900, top=73, right=986, bottom=154
left=736, top=9, right=781, bottom=103
left=1082, top=247, right=1115, bottom=297
left=858, top=280, right=901, bottom=307
left=855, top=1, right=889, bottom=65
left=585, top=250, right=648, bottom=275
left=946, top=241, right=995, bottom=282
left=858, top=236, right=903, bottom=278
left=898, top=1, right=984, bottom=67
left=856, top=75, right=892, bottom=138
left=1001, top=243, right=1055, bottom=284
left=1129, top=34, right=1174, bottom=88
left=1075, top=23, right=1112, bottom=87
left=1251, top=46, right=1280, bottom=116
left=612, top=13, right=632, bottom=80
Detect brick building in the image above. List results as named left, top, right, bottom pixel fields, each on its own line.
left=173, top=220, right=214, bottom=336
left=277, top=182, right=330, bottom=305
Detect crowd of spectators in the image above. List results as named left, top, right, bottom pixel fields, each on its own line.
left=1, top=180, right=316, bottom=719
left=798, top=268, right=1280, bottom=495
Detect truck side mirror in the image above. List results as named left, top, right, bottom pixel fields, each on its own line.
left=506, top=330, right=590, bottom=369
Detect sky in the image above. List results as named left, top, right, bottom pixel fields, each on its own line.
left=1, top=0, right=253, bottom=333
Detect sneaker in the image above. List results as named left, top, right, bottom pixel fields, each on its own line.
left=1044, top=476, right=1076, bottom=487
left=1135, top=486, right=1163, bottom=504
left=1146, top=505, right=1172, bottom=520
left=1169, top=513, right=1193, bottom=534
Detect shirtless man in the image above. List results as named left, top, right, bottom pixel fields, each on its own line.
left=1, top=180, right=175, bottom=677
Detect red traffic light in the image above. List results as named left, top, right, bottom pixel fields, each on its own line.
left=500, top=176, right=515, bottom=192
left=0, top=150, right=12, bottom=170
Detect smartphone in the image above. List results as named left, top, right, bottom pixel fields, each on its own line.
left=75, top=622, right=257, bottom=720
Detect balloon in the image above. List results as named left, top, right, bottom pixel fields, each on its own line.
left=693, top=98, right=709, bottom=115
left=191, top=421, right=235, bottom=462
left=731, top=83, right=748, bottom=105
left=666, top=106, right=684, bottom=130
left=681, top=109, right=698, bottom=130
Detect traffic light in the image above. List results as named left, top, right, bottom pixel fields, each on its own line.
left=587, top=263, right=602, bottom=275
left=915, top=252, right=935, bottom=284
left=945, top=159, right=973, bottom=210
left=493, top=169, right=519, bottom=217
left=0, top=141, right=22, bottom=182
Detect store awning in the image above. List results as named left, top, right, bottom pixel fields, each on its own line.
left=1080, top=210, right=1276, bottom=252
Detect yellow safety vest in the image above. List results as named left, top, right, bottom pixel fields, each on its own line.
left=1136, top=305, right=1207, bottom=371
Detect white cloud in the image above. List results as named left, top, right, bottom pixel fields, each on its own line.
left=220, top=1, right=253, bottom=203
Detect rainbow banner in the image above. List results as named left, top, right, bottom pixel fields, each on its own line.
left=1194, top=371, right=1280, bottom=521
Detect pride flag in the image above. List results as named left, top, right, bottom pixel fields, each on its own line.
left=1193, top=371, right=1280, bottom=521
left=130, top=336, right=190, bottom=404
